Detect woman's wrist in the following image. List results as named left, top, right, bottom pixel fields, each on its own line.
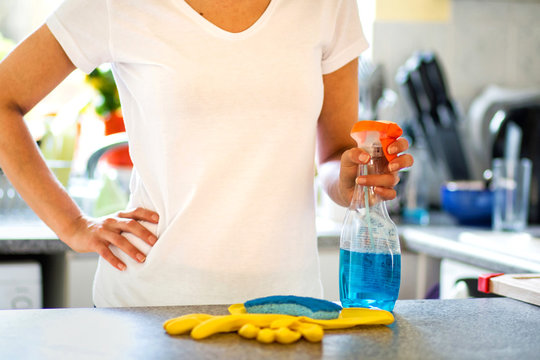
left=49, top=208, right=89, bottom=248
left=319, top=158, right=351, bottom=208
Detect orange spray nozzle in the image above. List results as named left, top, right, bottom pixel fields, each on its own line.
left=351, top=121, right=403, bottom=162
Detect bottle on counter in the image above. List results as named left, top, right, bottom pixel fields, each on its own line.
left=339, top=121, right=402, bottom=312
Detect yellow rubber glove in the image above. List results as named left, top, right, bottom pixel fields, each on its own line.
left=230, top=303, right=394, bottom=329
left=256, top=328, right=276, bottom=344
left=163, top=314, right=213, bottom=335
left=238, top=323, right=260, bottom=339
left=274, top=327, right=302, bottom=344
left=164, top=304, right=394, bottom=344
left=237, top=322, right=310, bottom=344
left=191, top=314, right=297, bottom=340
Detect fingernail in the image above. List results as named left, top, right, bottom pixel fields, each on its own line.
left=118, top=263, right=126, bottom=271
left=356, top=177, right=367, bottom=185
left=136, top=254, right=146, bottom=262
left=359, top=153, right=370, bottom=163
left=389, top=163, right=399, bottom=172
left=388, top=145, right=397, bottom=154
left=152, top=214, right=159, bottom=222
left=149, top=235, right=157, bottom=245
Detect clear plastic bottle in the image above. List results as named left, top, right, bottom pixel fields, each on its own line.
left=339, top=121, right=402, bottom=312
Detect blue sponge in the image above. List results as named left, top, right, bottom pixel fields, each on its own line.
left=244, top=295, right=342, bottom=320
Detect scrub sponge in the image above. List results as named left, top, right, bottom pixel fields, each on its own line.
left=244, top=295, right=342, bottom=320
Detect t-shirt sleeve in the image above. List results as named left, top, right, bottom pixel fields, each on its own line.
left=46, top=0, right=112, bottom=74
left=321, top=0, right=369, bottom=75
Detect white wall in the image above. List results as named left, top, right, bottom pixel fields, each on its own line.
left=371, top=0, right=540, bottom=117
left=0, top=0, right=62, bottom=41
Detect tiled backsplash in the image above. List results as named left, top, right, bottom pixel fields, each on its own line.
left=371, top=0, right=540, bottom=116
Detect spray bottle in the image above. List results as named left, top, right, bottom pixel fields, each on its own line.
left=339, top=120, right=403, bottom=311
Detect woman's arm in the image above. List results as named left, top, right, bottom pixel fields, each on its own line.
left=317, top=58, right=413, bottom=207
left=0, top=24, right=158, bottom=270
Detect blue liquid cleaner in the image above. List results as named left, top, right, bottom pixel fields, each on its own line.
left=339, top=249, right=401, bottom=311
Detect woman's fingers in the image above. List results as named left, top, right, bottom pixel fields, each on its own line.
left=338, top=137, right=412, bottom=203
left=68, top=210, right=160, bottom=271
left=106, top=217, right=158, bottom=246
left=373, top=186, right=397, bottom=201
left=95, top=242, right=126, bottom=271
left=388, top=153, right=414, bottom=173
left=340, top=148, right=370, bottom=186
left=95, top=222, right=148, bottom=264
left=114, top=207, right=159, bottom=245
left=118, top=207, right=160, bottom=223
left=343, top=144, right=412, bottom=175
left=106, top=232, right=147, bottom=264
left=342, top=147, right=370, bottom=167
left=356, top=173, right=400, bottom=188
left=97, top=207, right=160, bottom=268
left=356, top=173, right=400, bottom=201
left=387, top=138, right=413, bottom=172
left=387, top=137, right=409, bottom=155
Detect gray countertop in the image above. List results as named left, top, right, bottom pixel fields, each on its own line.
left=0, top=298, right=538, bottom=359
left=0, top=220, right=68, bottom=254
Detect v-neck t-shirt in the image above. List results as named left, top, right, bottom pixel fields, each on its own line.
left=47, top=0, right=368, bottom=307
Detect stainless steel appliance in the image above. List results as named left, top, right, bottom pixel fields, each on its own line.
left=0, top=262, right=42, bottom=309
left=467, top=86, right=540, bottom=223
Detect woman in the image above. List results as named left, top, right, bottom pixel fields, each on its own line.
left=0, top=0, right=413, bottom=306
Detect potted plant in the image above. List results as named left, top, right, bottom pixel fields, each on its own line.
left=86, top=67, right=132, bottom=168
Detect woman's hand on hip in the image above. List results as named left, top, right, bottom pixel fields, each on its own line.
left=65, top=207, right=160, bottom=271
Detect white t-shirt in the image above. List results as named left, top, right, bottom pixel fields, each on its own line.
left=47, top=0, right=368, bottom=307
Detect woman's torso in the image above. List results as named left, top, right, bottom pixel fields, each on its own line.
left=92, top=0, right=332, bottom=306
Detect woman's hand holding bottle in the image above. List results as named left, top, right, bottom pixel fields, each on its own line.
left=338, top=137, right=413, bottom=205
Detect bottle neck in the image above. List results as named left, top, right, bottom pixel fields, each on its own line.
left=349, top=154, right=389, bottom=211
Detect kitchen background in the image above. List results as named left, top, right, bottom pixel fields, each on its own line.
left=1, top=0, right=539, bottom=309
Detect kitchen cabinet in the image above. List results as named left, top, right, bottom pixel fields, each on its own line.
left=401, top=225, right=540, bottom=299
left=0, top=220, right=69, bottom=308
left=65, top=252, right=98, bottom=307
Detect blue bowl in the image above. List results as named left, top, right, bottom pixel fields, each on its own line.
left=440, top=182, right=493, bottom=226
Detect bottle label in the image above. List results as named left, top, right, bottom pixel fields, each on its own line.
left=341, top=211, right=399, bottom=253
